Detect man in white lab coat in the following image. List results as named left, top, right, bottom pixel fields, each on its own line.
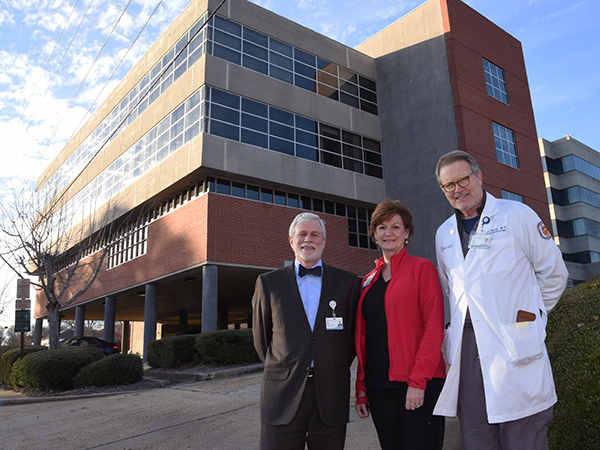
left=433, top=151, right=568, bottom=450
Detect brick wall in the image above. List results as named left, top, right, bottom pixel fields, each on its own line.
left=441, top=0, right=551, bottom=226
left=36, top=193, right=378, bottom=311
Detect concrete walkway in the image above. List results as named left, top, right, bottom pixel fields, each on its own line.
left=0, top=363, right=461, bottom=449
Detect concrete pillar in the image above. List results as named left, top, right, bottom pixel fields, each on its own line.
left=75, top=305, right=86, bottom=336
left=218, top=304, right=228, bottom=330
left=103, top=296, right=117, bottom=343
left=178, top=309, right=188, bottom=335
left=202, top=265, right=218, bottom=332
left=33, top=318, right=43, bottom=346
left=122, top=321, right=131, bottom=353
left=143, top=283, right=159, bottom=362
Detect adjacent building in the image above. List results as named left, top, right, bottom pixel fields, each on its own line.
left=540, top=136, right=600, bottom=284
left=33, top=0, right=548, bottom=357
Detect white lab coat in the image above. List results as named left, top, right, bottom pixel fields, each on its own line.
left=433, top=193, right=568, bottom=423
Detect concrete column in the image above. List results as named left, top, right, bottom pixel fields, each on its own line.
left=143, top=283, right=159, bottom=362
left=103, top=296, right=117, bottom=343
left=218, top=304, right=228, bottom=330
left=75, top=305, right=86, bottom=336
left=202, top=265, right=218, bottom=332
left=33, top=318, right=43, bottom=346
left=178, top=309, right=188, bottom=335
left=122, top=321, right=131, bottom=354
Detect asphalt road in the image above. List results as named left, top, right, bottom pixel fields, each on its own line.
left=0, top=372, right=460, bottom=449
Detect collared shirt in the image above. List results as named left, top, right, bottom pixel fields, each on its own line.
left=294, top=259, right=323, bottom=331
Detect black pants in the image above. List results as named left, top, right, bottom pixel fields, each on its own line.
left=366, top=379, right=445, bottom=450
left=260, top=377, right=347, bottom=450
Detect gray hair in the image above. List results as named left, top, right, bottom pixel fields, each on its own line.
left=289, top=212, right=326, bottom=239
left=435, top=150, right=481, bottom=183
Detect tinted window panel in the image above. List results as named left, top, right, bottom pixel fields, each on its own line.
left=321, top=151, right=342, bottom=167
left=296, top=144, right=318, bottom=162
left=270, top=52, right=293, bottom=70
left=296, top=116, right=318, bottom=133
left=358, top=75, right=377, bottom=91
left=241, top=97, right=268, bottom=117
left=242, top=113, right=268, bottom=133
left=241, top=129, right=268, bottom=148
left=269, top=107, right=294, bottom=125
left=270, top=38, right=293, bottom=57
left=242, top=55, right=268, bottom=74
left=211, top=104, right=239, bottom=125
left=214, top=29, right=241, bottom=50
left=214, top=15, right=241, bottom=36
left=270, top=65, right=294, bottom=84
left=213, top=43, right=241, bottom=64
left=296, top=130, right=318, bottom=147
left=294, top=48, right=315, bottom=66
left=211, top=89, right=240, bottom=109
left=243, top=28, right=268, bottom=47
left=244, top=41, right=268, bottom=60
left=269, top=136, right=294, bottom=155
left=210, top=120, right=239, bottom=140
left=295, top=74, right=316, bottom=92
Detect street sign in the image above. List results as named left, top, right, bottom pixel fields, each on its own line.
left=17, top=278, right=30, bottom=299
left=15, top=309, right=31, bottom=333
left=15, top=299, right=31, bottom=310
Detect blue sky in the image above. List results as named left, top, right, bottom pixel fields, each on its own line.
left=0, top=0, right=598, bottom=325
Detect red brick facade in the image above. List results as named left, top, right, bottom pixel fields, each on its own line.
left=36, top=192, right=378, bottom=317
left=441, top=0, right=550, bottom=225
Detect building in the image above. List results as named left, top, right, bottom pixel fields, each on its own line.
left=33, top=0, right=548, bottom=357
left=540, top=136, right=600, bottom=284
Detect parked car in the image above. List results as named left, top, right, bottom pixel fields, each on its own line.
left=60, top=336, right=120, bottom=356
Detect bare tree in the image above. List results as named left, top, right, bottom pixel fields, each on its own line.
left=0, top=184, right=132, bottom=350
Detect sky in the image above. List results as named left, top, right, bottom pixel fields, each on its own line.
left=0, top=0, right=598, bottom=326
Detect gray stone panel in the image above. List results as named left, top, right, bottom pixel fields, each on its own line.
left=374, top=36, right=458, bottom=262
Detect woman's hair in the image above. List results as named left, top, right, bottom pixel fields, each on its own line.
left=369, top=199, right=414, bottom=244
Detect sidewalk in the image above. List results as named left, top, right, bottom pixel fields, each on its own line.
left=1, top=362, right=461, bottom=449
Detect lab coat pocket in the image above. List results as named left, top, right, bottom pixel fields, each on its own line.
left=501, top=321, right=544, bottom=365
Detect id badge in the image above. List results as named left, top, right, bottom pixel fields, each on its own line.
left=469, top=234, right=491, bottom=249
left=326, top=317, right=343, bottom=330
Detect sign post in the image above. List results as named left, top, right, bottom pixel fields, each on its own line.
left=15, top=278, right=31, bottom=359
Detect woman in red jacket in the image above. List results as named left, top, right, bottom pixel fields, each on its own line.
left=355, top=199, right=446, bottom=449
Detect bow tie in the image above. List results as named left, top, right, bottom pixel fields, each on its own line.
left=299, top=265, right=322, bottom=277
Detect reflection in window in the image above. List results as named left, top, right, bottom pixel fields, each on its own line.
left=493, top=122, right=518, bottom=168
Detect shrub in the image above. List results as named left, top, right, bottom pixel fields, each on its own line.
left=0, top=346, right=47, bottom=384
left=546, top=276, right=600, bottom=449
left=10, top=347, right=104, bottom=391
left=195, top=328, right=260, bottom=365
left=146, top=334, right=198, bottom=368
left=74, top=353, right=143, bottom=387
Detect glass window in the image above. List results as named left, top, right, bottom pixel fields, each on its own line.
left=501, top=190, right=524, bottom=203
left=242, top=97, right=268, bottom=117
left=294, top=48, right=315, bottom=66
left=493, top=122, right=518, bottom=168
left=260, top=188, right=273, bottom=203
left=243, top=28, right=268, bottom=47
left=270, top=52, right=293, bottom=70
left=214, top=15, right=241, bottom=36
left=243, top=55, right=268, bottom=74
left=214, top=29, right=241, bottom=51
left=241, top=129, right=268, bottom=148
left=242, top=113, right=268, bottom=133
left=313, top=198, right=323, bottom=212
left=269, top=136, right=294, bottom=155
left=270, top=38, right=293, bottom=57
left=216, top=178, right=230, bottom=195
left=288, top=193, right=299, bottom=208
left=296, top=144, right=318, bottom=162
left=483, top=59, right=509, bottom=104
left=270, top=65, right=294, bottom=84
left=274, top=190, right=286, bottom=205
left=269, top=106, right=294, bottom=125
left=246, top=184, right=259, bottom=200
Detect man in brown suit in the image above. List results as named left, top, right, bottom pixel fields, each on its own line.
left=252, top=212, right=361, bottom=449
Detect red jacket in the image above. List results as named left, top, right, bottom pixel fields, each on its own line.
left=355, top=248, right=446, bottom=405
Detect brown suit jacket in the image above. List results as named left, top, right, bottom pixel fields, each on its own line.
left=252, top=263, right=360, bottom=426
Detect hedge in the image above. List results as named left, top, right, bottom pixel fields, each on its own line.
left=546, top=276, right=600, bottom=449
left=10, top=347, right=104, bottom=391
left=74, top=353, right=143, bottom=387
left=146, top=334, right=198, bottom=368
left=0, top=346, right=47, bottom=384
left=195, top=328, right=260, bottom=365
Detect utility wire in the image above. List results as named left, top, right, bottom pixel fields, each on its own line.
left=67, top=0, right=166, bottom=148
left=47, top=0, right=229, bottom=215
left=39, top=0, right=134, bottom=166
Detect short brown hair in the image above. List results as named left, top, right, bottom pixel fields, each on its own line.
left=369, top=199, right=414, bottom=244
left=435, top=150, right=480, bottom=184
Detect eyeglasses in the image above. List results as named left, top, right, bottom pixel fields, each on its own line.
left=440, top=171, right=475, bottom=193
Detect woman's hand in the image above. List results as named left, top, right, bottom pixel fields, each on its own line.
left=405, top=386, right=425, bottom=410
left=355, top=403, right=370, bottom=418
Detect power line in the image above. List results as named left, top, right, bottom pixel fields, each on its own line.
left=46, top=0, right=229, bottom=217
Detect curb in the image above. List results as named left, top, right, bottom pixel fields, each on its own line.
left=144, top=363, right=264, bottom=383
left=0, top=364, right=263, bottom=406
